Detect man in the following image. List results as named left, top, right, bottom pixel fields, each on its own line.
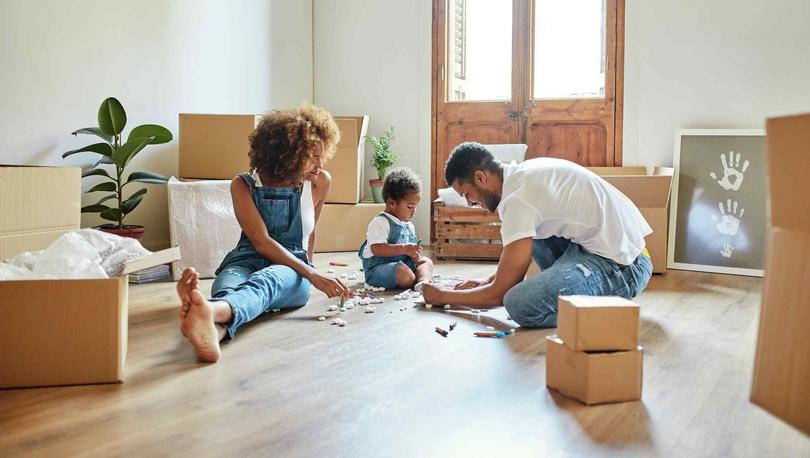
left=421, top=142, right=653, bottom=328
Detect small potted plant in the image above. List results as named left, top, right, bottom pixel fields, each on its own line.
left=62, top=97, right=172, bottom=240
left=364, top=126, right=398, bottom=203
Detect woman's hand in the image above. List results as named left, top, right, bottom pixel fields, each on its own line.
left=310, top=273, right=350, bottom=299
left=454, top=277, right=491, bottom=290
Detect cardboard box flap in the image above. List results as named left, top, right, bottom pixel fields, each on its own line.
left=766, top=113, right=810, bottom=231
left=1, top=166, right=81, bottom=233
left=334, top=116, right=369, bottom=150
left=122, top=247, right=181, bottom=275
left=589, top=166, right=647, bottom=176
left=601, top=174, right=673, bottom=208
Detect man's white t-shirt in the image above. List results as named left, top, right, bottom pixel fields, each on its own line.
left=361, top=213, right=416, bottom=259
left=497, top=158, right=652, bottom=265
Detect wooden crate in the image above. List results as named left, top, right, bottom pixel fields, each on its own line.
left=433, top=199, right=503, bottom=260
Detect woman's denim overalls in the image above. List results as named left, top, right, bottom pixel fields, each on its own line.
left=211, top=173, right=311, bottom=339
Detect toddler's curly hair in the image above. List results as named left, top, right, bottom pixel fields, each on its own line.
left=382, top=167, right=422, bottom=202
left=249, top=105, right=339, bottom=184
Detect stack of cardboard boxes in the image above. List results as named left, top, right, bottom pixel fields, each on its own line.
left=546, top=296, right=644, bottom=404
left=313, top=115, right=386, bottom=253
left=750, top=113, right=810, bottom=435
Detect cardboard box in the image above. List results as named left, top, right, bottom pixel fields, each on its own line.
left=545, top=335, right=643, bottom=405
left=751, top=113, right=810, bottom=435
left=1, top=165, right=81, bottom=260
left=314, top=203, right=385, bottom=253
left=167, top=178, right=240, bottom=280
left=324, top=116, right=369, bottom=204
left=588, top=167, right=674, bottom=274
left=557, top=295, right=640, bottom=351
left=178, top=114, right=259, bottom=179
left=0, top=247, right=180, bottom=389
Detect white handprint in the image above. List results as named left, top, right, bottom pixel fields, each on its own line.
left=720, top=242, right=734, bottom=258
left=709, top=150, right=750, bottom=191
left=712, top=199, right=745, bottom=236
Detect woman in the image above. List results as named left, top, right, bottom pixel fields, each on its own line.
left=176, top=105, right=350, bottom=362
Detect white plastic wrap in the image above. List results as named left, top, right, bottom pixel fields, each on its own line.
left=0, top=229, right=151, bottom=280
left=167, top=177, right=241, bottom=280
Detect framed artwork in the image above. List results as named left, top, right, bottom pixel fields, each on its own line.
left=668, top=129, right=767, bottom=276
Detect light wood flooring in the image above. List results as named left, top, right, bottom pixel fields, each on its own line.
left=1, top=251, right=808, bottom=457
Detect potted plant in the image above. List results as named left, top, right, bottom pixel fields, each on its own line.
left=364, top=126, right=398, bottom=203
left=62, top=97, right=172, bottom=240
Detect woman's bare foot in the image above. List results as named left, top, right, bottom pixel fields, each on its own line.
left=177, top=267, right=199, bottom=319
left=179, top=290, right=223, bottom=363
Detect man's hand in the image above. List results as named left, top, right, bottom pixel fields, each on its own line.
left=454, top=276, right=492, bottom=290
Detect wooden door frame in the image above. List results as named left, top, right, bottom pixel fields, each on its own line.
left=430, top=0, right=625, bottom=197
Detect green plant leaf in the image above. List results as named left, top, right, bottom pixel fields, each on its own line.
left=97, top=97, right=127, bottom=136
left=94, top=193, right=118, bottom=205
left=122, top=188, right=147, bottom=214
left=93, top=156, right=115, bottom=168
left=128, top=124, right=172, bottom=145
left=112, top=137, right=150, bottom=169
left=62, top=142, right=113, bottom=159
left=81, top=168, right=113, bottom=179
left=71, top=127, right=114, bottom=143
left=81, top=204, right=111, bottom=213
left=125, top=171, right=170, bottom=186
left=100, top=207, right=123, bottom=222
left=87, top=182, right=117, bottom=193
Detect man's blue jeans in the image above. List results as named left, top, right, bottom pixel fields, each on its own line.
left=503, top=237, right=652, bottom=328
left=211, top=257, right=311, bottom=339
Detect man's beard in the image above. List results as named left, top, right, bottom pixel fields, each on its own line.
left=476, top=185, right=501, bottom=212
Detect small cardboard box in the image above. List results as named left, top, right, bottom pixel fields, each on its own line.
left=751, top=113, right=810, bottom=435
left=314, top=203, right=385, bottom=253
left=1, top=165, right=81, bottom=260
left=588, top=167, right=674, bottom=274
left=557, top=295, right=640, bottom=352
left=0, top=247, right=181, bottom=389
left=324, top=116, right=369, bottom=204
left=178, top=113, right=259, bottom=179
left=546, top=335, right=643, bottom=405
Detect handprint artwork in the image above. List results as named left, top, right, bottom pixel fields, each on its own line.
left=720, top=242, right=734, bottom=258
left=713, top=199, right=745, bottom=236
left=709, top=150, right=750, bottom=191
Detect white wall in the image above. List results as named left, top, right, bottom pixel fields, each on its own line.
left=623, top=0, right=810, bottom=167
left=313, top=0, right=433, bottom=239
left=0, top=0, right=313, bottom=249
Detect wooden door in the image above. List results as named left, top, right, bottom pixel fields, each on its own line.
left=432, top=0, right=528, bottom=198
left=432, top=0, right=624, bottom=196
left=524, top=0, right=623, bottom=164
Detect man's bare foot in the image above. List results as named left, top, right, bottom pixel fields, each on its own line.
left=180, top=289, right=223, bottom=363
left=177, top=267, right=199, bottom=319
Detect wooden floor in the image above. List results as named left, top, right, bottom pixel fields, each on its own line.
left=1, top=251, right=808, bottom=457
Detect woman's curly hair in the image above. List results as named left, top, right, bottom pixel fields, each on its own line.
left=248, top=105, right=340, bottom=184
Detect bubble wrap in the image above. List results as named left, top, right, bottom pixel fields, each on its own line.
left=167, top=177, right=241, bottom=280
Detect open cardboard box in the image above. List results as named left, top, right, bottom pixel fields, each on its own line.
left=324, top=116, right=369, bottom=204
left=587, top=167, right=674, bottom=274
left=751, top=113, right=810, bottom=435
left=1, top=165, right=81, bottom=260
left=0, top=247, right=181, bottom=389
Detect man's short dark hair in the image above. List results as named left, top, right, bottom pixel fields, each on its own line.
left=382, top=167, right=422, bottom=202
left=444, top=142, right=500, bottom=186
